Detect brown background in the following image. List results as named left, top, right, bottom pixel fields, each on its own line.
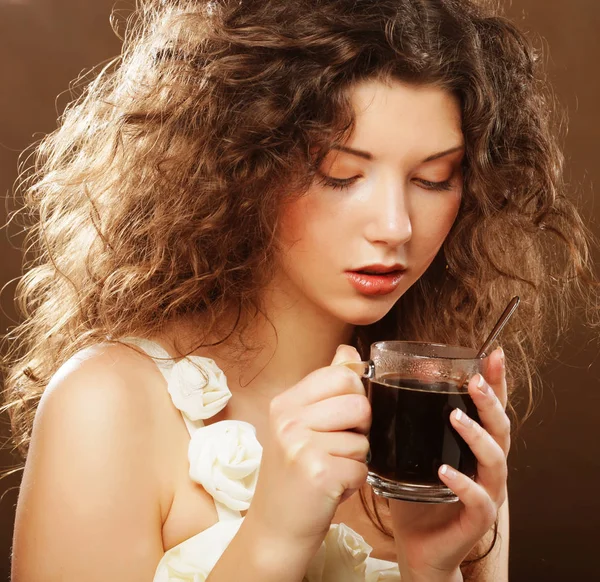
left=1, top=1, right=598, bottom=580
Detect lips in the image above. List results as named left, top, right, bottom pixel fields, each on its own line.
left=352, top=263, right=406, bottom=275
left=346, top=269, right=404, bottom=295
left=354, top=268, right=402, bottom=275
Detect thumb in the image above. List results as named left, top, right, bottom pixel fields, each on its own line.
left=331, top=344, right=362, bottom=366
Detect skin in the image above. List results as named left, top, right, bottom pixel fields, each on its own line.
left=11, top=79, right=510, bottom=581
left=275, top=79, right=464, bottom=329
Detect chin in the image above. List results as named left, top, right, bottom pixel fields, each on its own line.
left=332, top=300, right=397, bottom=327
left=344, top=313, right=391, bottom=326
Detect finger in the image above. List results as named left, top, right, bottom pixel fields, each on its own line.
left=319, top=430, right=370, bottom=462
left=483, top=347, right=507, bottom=409
left=332, top=344, right=369, bottom=378
left=331, top=344, right=362, bottom=366
left=273, top=365, right=365, bottom=412
left=305, top=393, right=371, bottom=435
left=449, top=408, right=507, bottom=505
left=467, top=373, right=511, bottom=455
left=281, top=429, right=370, bottom=465
left=328, top=455, right=369, bottom=502
left=438, top=463, right=501, bottom=536
left=291, top=449, right=368, bottom=503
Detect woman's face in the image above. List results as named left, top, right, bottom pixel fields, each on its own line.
left=275, top=79, right=464, bottom=326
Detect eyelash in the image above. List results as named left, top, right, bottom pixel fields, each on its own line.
left=318, top=175, right=455, bottom=192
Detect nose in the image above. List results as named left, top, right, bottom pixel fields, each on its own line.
left=363, top=176, right=412, bottom=247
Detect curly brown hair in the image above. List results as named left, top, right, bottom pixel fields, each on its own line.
left=3, top=0, right=598, bottom=576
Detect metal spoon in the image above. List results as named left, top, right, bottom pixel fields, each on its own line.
left=476, top=296, right=520, bottom=357
left=450, top=296, right=520, bottom=389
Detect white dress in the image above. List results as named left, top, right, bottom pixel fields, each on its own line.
left=121, top=338, right=401, bottom=582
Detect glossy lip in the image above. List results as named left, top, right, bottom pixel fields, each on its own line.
left=351, top=263, right=407, bottom=274
left=345, top=269, right=406, bottom=296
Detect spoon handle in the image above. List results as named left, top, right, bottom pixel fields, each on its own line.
left=477, top=296, right=520, bottom=357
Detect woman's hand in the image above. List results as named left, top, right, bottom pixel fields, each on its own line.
left=245, top=345, right=371, bottom=557
left=389, top=347, right=510, bottom=581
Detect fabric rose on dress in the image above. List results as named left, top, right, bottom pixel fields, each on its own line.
left=365, top=558, right=401, bottom=582
left=188, top=420, right=262, bottom=511
left=167, top=356, right=232, bottom=421
left=153, top=519, right=243, bottom=582
left=304, top=523, right=400, bottom=582
left=318, top=523, right=373, bottom=582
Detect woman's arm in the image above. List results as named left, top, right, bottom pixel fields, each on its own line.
left=394, top=497, right=509, bottom=582
left=463, top=495, right=509, bottom=582
left=389, top=348, right=511, bottom=582
left=11, top=345, right=168, bottom=582
left=204, top=512, right=319, bottom=582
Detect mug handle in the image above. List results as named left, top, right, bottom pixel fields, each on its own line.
left=339, top=360, right=375, bottom=379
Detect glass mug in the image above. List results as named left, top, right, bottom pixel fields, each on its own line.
left=345, top=341, right=486, bottom=503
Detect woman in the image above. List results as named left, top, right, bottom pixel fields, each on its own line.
left=3, top=0, right=596, bottom=580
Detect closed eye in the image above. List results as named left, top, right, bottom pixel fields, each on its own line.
left=317, top=174, right=455, bottom=192
left=317, top=174, right=359, bottom=190
left=415, top=178, right=454, bottom=192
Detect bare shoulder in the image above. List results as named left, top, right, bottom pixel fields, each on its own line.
left=12, top=342, right=180, bottom=582
left=42, top=341, right=167, bottom=418
left=34, top=341, right=175, bottom=464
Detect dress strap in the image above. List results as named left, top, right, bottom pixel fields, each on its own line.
left=120, top=337, right=201, bottom=436
left=214, top=501, right=242, bottom=521
left=120, top=337, right=246, bottom=522
left=120, top=336, right=174, bottom=369
left=120, top=337, right=232, bottom=436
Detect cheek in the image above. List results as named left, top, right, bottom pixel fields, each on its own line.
left=278, top=201, right=306, bottom=248
left=437, top=198, right=461, bottom=238
left=278, top=192, right=339, bottom=253
left=413, top=195, right=461, bottom=255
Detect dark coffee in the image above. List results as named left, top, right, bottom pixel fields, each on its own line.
left=367, top=374, right=480, bottom=485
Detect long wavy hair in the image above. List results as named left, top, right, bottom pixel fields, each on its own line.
left=3, top=0, right=598, bottom=576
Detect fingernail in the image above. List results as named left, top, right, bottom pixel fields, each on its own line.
left=499, top=346, right=505, bottom=364
left=454, top=408, right=473, bottom=428
left=440, top=464, right=457, bottom=479
left=475, top=374, right=493, bottom=398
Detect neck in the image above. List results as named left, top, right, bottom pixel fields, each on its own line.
left=237, top=287, right=355, bottom=398
left=175, top=279, right=354, bottom=402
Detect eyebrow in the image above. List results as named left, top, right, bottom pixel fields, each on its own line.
left=330, top=144, right=465, bottom=163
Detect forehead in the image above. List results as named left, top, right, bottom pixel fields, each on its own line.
left=343, top=79, right=463, bottom=159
